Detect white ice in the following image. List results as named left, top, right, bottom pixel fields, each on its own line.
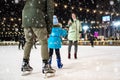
left=0, top=45, right=120, bottom=80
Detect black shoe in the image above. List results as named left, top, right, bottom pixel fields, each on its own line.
left=74, top=53, right=77, bottom=59
left=68, top=53, right=71, bottom=59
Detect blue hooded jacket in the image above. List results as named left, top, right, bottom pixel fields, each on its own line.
left=48, top=27, right=67, bottom=49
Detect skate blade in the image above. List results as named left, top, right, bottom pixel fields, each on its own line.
left=44, top=69, right=56, bottom=73
left=21, top=71, right=32, bottom=76
left=52, top=69, right=56, bottom=73
left=44, top=72, right=55, bottom=78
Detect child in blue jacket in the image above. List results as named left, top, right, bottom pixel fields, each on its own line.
left=48, top=15, right=67, bottom=68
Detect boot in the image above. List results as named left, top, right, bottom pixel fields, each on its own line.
left=21, top=59, right=33, bottom=72
left=48, top=56, right=52, bottom=65
left=68, top=53, right=71, bottom=59
left=74, top=53, right=77, bottom=59
left=42, top=60, right=55, bottom=73
left=48, top=57, right=54, bottom=70
left=57, top=59, right=63, bottom=68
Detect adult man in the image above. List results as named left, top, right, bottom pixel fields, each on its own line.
left=21, top=0, right=54, bottom=73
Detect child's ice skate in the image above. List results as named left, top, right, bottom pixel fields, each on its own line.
left=57, top=59, right=63, bottom=68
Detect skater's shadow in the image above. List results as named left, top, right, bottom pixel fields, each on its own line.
left=26, top=71, right=41, bottom=76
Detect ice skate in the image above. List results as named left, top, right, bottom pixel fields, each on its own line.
left=57, top=59, right=63, bottom=68
left=48, top=56, right=56, bottom=72
left=42, top=60, right=55, bottom=78
left=21, top=59, right=33, bottom=76
left=42, top=63, right=55, bottom=73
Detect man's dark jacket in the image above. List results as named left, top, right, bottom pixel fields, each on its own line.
left=22, top=0, right=54, bottom=33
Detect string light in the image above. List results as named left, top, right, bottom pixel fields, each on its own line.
left=18, top=18, right=21, bottom=21
left=63, top=20, right=66, bottom=23
left=3, top=17, right=6, bottom=21
left=14, top=24, right=18, bottom=26
left=71, top=6, right=74, bottom=10
left=10, top=18, right=14, bottom=21
left=105, top=12, right=109, bottom=15
left=55, top=3, right=58, bottom=7
left=93, top=10, right=97, bottom=13
left=64, top=5, right=67, bottom=9
left=60, top=4, right=120, bottom=17
left=79, top=8, right=83, bottom=11
left=99, top=11, right=103, bottom=14
left=86, top=9, right=90, bottom=12
left=1, top=22, right=4, bottom=25
left=96, top=21, right=99, bottom=24
left=15, top=0, right=19, bottom=4
left=116, top=13, right=119, bottom=16
left=111, top=12, right=114, bottom=15
left=91, top=21, right=95, bottom=24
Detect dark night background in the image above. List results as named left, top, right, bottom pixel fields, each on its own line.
left=0, top=0, right=120, bottom=41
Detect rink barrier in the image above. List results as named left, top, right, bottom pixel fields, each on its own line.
left=0, top=41, right=19, bottom=46
left=0, top=40, right=120, bottom=46
left=62, top=40, right=120, bottom=46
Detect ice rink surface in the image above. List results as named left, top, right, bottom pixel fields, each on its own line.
left=0, top=45, right=120, bottom=80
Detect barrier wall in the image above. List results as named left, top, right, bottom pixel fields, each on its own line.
left=0, top=40, right=120, bottom=46
left=63, top=40, right=120, bottom=46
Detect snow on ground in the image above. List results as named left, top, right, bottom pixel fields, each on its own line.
left=0, top=45, right=120, bottom=80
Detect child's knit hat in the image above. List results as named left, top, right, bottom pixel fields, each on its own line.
left=53, top=15, right=59, bottom=25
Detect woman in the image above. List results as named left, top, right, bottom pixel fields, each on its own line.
left=67, top=12, right=82, bottom=59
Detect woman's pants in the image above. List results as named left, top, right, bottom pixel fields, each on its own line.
left=68, top=40, right=78, bottom=59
